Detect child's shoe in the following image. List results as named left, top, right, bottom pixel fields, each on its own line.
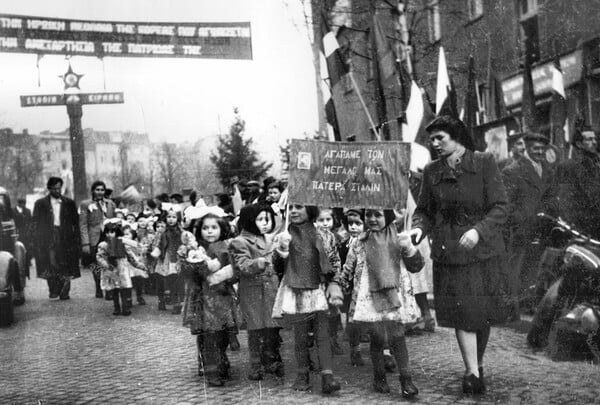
left=121, top=309, right=132, bottom=316
left=350, top=348, right=364, bottom=366
left=373, top=373, right=390, bottom=393
left=292, top=372, right=310, bottom=391
left=321, top=373, right=341, bottom=394
left=400, top=375, right=419, bottom=398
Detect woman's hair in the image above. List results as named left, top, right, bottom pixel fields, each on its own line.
left=122, top=225, right=137, bottom=240
left=365, top=208, right=396, bottom=227
left=90, top=180, right=106, bottom=193
left=267, top=181, right=284, bottom=192
left=163, top=209, right=182, bottom=224
left=153, top=217, right=166, bottom=231
left=101, top=221, right=123, bottom=239
left=238, top=203, right=276, bottom=235
left=194, top=214, right=230, bottom=242
left=318, top=207, right=342, bottom=229
left=425, top=115, right=475, bottom=150
left=342, top=208, right=365, bottom=228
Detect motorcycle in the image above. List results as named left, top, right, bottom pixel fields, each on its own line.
left=527, top=213, right=600, bottom=363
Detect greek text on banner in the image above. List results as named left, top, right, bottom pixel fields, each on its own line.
left=288, top=139, right=411, bottom=210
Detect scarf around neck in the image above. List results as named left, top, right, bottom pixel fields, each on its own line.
left=286, top=222, right=333, bottom=290
left=445, top=145, right=466, bottom=170
left=364, top=225, right=402, bottom=292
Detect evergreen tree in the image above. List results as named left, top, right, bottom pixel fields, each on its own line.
left=210, top=108, right=273, bottom=186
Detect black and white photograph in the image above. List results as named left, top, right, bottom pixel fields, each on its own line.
left=0, top=1, right=599, bottom=404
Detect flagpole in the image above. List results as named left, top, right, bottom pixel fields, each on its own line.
left=349, top=71, right=381, bottom=141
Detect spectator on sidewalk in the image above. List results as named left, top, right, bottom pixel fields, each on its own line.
left=32, top=177, right=81, bottom=300
left=79, top=180, right=116, bottom=298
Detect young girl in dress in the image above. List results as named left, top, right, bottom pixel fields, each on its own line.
left=151, top=210, right=185, bottom=314
left=339, top=208, right=366, bottom=366
left=181, top=211, right=237, bottom=387
left=97, top=220, right=147, bottom=316
left=272, top=204, right=342, bottom=395
left=333, top=208, right=422, bottom=397
left=315, top=208, right=345, bottom=356
left=230, top=203, right=283, bottom=381
left=122, top=226, right=148, bottom=305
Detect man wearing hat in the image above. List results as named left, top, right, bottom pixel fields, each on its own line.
left=32, top=177, right=81, bottom=300
left=502, top=132, right=558, bottom=315
left=499, top=132, right=526, bottom=171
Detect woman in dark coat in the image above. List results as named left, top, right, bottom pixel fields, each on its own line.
left=411, top=116, right=511, bottom=394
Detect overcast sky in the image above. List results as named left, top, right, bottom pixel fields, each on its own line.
left=0, top=0, right=318, bottom=170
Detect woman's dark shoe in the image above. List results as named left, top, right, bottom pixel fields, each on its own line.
left=478, top=367, right=486, bottom=392
left=384, top=354, right=396, bottom=373
left=121, top=310, right=132, bottom=316
left=331, top=337, right=345, bottom=355
left=321, top=373, right=341, bottom=394
left=400, top=375, right=419, bottom=398
left=463, top=373, right=485, bottom=395
left=373, top=374, right=390, bottom=393
left=207, top=375, right=225, bottom=387
left=229, top=334, right=241, bottom=351
left=292, top=372, right=311, bottom=391
left=95, top=290, right=104, bottom=298
left=247, top=364, right=264, bottom=381
left=112, top=309, right=121, bottom=316
left=137, top=297, right=146, bottom=305
left=350, top=349, right=364, bottom=366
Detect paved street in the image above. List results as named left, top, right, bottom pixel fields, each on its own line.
left=1, top=268, right=599, bottom=405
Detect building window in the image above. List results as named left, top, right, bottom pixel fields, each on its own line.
left=46, top=152, right=51, bottom=162
left=61, top=141, right=66, bottom=152
left=426, top=0, right=441, bottom=43
left=467, top=0, right=483, bottom=20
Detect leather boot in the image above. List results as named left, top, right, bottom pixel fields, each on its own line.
left=120, top=288, right=132, bottom=316
left=371, top=348, right=388, bottom=392
left=263, top=328, right=284, bottom=377
left=292, top=372, right=310, bottom=391
left=112, top=289, right=121, bottom=315
left=247, top=330, right=264, bottom=380
left=350, top=346, right=364, bottom=366
left=400, top=375, right=419, bottom=398
left=321, top=373, right=341, bottom=394
left=462, top=373, right=484, bottom=395
left=203, top=332, right=225, bottom=387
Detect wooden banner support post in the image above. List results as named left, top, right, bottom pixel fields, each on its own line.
left=20, top=65, right=125, bottom=203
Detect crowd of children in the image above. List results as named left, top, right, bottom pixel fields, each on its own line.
left=90, top=196, right=432, bottom=398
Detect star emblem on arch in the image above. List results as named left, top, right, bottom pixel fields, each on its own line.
left=59, top=63, right=84, bottom=90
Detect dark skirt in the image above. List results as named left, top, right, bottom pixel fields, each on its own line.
left=433, top=255, right=513, bottom=331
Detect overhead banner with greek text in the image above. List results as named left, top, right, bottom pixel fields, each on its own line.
left=0, top=14, right=252, bottom=59
left=288, top=139, right=411, bottom=209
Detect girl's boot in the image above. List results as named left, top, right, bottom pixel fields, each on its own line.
left=247, top=330, right=264, bottom=380
left=371, top=347, right=390, bottom=393
left=112, top=289, right=121, bottom=315
left=321, top=372, right=341, bottom=394
left=120, top=288, right=133, bottom=316
left=203, top=332, right=225, bottom=387
left=93, top=272, right=103, bottom=298
left=263, top=328, right=284, bottom=378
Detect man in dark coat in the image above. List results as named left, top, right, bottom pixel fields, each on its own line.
left=79, top=180, right=116, bottom=298
left=12, top=198, right=32, bottom=278
left=556, top=127, right=600, bottom=239
left=502, top=132, right=558, bottom=310
left=32, top=177, right=81, bottom=300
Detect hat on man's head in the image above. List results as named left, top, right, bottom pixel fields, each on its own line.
left=523, top=132, right=549, bottom=145
left=246, top=180, right=260, bottom=187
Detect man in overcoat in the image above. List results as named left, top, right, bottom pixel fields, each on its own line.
left=556, top=127, right=600, bottom=239
left=32, top=177, right=81, bottom=300
left=79, top=180, right=115, bottom=297
left=502, top=133, right=558, bottom=312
